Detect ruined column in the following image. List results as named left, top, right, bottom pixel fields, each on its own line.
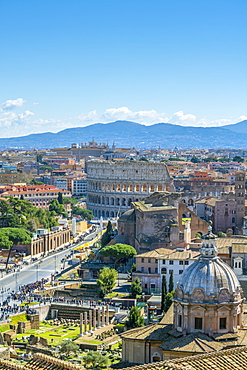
left=84, top=311, right=88, bottom=334
left=97, top=307, right=101, bottom=328
left=80, top=313, right=83, bottom=336
left=93, top=309, right=96, bottom=330
left=89, top=310, right=92, bottom=333
left=102, top=306, right=105, bottom=327
left=106, top=304, right=109, bottom=325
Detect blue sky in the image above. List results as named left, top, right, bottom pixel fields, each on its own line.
left=0, top=0, right=247, bottom=137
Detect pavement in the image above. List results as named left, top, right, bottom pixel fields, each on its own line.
left=0, top=227, right=100, bottom=302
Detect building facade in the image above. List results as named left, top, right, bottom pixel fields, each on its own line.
left=86, top=159, right=175, bottom=218
left=0, top=184, right=71, bottom=209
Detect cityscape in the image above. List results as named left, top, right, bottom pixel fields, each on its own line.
left=0, top=1, right=247, bottom=370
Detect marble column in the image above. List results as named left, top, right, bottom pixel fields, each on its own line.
left=84, top=311, right=88, bottom=334
left=93, top=309, right=96, bottom=330
left=97, top=307, right=101, bottom=328
left=89, top=310, right=92, bottom=333
left=106, top=305, right=109, bottom=325
left=102, top=306, right=105, bottom=327
left=80, top=313, right=83, bottom=336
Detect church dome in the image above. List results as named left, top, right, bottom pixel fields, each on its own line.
left=176, top=224, right=243, bottom=302
left=178, top=256, right=241, bottom=300
left=173, top=224, right=244, bottom=335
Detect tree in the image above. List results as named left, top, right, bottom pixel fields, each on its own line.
left=30, top=179, right=44, bottom=185
left=63, top=197, right=78, bottom=205
left=0, top=197, right=58, bottom=231
left=96, top=267, right=118, bottom=297
left=161, top=275, right=167, bottom=312
left=129, top=263, right=136, bottom=278
left=190, top=156, right=200, bottom=163
left=72, top=206, right=94, bottom=220
left=169, top=270, right=174, bottom=293
left=0, top=228, right=32, bottom=248
left=126, top=306, right=145, bottom=329
left=164, top=291, right=174, bottom=313
left=58, top=192, right=63, bottom=204
left=131, top=277, right=142, bottom=298
left=60, top=339, right=79, bottom=357
left=49, top=199, right=68, bottom=217
left=217, top=231, right=226, bottom=238
left=101, top=220, right=113, bottom=247
left=83, top=351, right=109, bottom=368
left=100, top=243, right=137, bottom=269
left=233, top=156, right=244, bottom=163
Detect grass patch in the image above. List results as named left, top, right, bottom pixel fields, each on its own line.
left=0, top=324, right=10, bottom=333
left=19, top=302, right=39, bottom=307
left=11, top=313, right=27, bottom=325
left=78, top=339, right=102, bottom=345
left=106, top=292, right=126, bottom=298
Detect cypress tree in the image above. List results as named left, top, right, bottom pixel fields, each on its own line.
left=161, top=275, right=167, bottom=312
left=169, top=270, right=174, bottom=293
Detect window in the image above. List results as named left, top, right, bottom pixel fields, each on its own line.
left=162, top=260, right=166, bottom=264
left=239, top=262, right=241, bottom=268
left=161, top=267, right=167, bottom=274
left=184, top=261, right=189, bottom=265
left=235, top=262, right=238, bottom=268
left=195, top=317, right=203, bottom=330
left=141, top=267, right=144, bottom=273
left=155, top=267, right=158, bottom=273
left=179, top=270, right=183, bottom=274
left=155, top=259, right=158, bottom=263
left=141, top=258, right=144, bottom=263
left=150, top=283, right=155, bottom=290
left=232, top=217, right=235, bottom=224
left=169, top=260, right=174, bottom=265
left=178, top=314, right=182, bottom=327
left=219, top=317, right=227, bottom=330
left=179, top=261, right=183, bottom=265
left=148, top=258, right=151, bottom=263
left=145, top=284, right=147, bottom=289
left=148, top=267, right=151, bottom=273
left=169, top=269, right=173, bottom=274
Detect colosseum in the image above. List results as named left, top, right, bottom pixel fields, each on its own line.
left=86, top=159, right=175, bottom=218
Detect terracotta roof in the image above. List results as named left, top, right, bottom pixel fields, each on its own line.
left=125, top=346, right=247, bottom=370
left=136, top=249, right=173, bottom=258
left=136, top=248, right=200, bottom=261
left=0, top=352, right=84, bottom=369
left=217, top=237, right=247, bottom=250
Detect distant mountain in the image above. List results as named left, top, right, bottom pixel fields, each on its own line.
left=1, top=120, right=247, bottom=149
left=222, top=120, right=247, bottom=134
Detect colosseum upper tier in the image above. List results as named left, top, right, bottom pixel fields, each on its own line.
left=86, top=159, right=175, bottom=218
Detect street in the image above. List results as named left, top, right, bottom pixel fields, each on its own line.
left=0, top=227, right=100, bottom=302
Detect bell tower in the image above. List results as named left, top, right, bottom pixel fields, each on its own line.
left=235, top=170, right=246, bottom=235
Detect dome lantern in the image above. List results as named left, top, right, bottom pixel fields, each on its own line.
left=200, top=222, right=218, bottom=258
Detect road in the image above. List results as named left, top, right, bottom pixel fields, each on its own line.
left=0, top=227, right=100, bottom=302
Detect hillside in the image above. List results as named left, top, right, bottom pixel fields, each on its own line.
left=1, top=120, right=247, bottom=149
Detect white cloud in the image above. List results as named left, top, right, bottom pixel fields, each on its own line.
left=238, top=115, right=247, bottom=122
left=169, top=110, right=196, bottom=125
left=0, top=98, right=247, bottom=138
left=18, top=110, right=34, bottom=120
left=77, top=110, right=97, bottom=122
left=100, top=107, right=169, bottom=124
left=2, top=98, right=26, bottom=110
